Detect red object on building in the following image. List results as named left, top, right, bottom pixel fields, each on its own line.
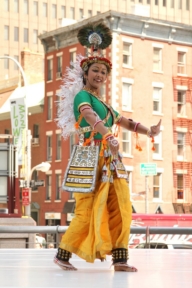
left=22, top=188, right=30, bottom=206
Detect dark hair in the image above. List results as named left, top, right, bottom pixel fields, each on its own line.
left=82, top=62, right=109, bottom=85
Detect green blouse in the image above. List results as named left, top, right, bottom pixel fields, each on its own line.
left=73, top=90, right=120, bottom=140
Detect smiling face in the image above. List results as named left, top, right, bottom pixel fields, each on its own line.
left=84, top=63, right=107, bottom=93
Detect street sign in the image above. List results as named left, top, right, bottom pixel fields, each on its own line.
left=34, top=180, right=45, bottom=187
left=22, top=188, right=30, bottom=206
left=140, top=163, right=157, bottom=176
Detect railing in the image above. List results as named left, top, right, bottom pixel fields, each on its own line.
left=0, top=226, right=192, bottom=248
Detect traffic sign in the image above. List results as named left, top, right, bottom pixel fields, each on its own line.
left=140, top=163, right=157, bottom=176
left=22, top=188, right=30, bottom=206
left=34, top=180, right=45, bottom=187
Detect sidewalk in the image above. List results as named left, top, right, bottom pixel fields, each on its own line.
left=0, top=249, right=192, bottom=288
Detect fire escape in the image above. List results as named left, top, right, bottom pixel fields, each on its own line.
left=172, top=71, right=192, bottom=214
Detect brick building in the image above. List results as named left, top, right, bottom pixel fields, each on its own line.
left=39, top=10, right=192, bottom=223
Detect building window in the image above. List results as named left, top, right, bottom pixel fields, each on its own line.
left=155, top=0, right=158, bottom=5
left=4, top=25, right=9, bottom=40
left=43, top=2, right=47, bottom=17
left=52, top=4, right=57, bottom=18
left=56, top=134, right=61, bottom=160
left=88, top=10, right=92, bottom=17
left=163, top=0, right=166, bottom=6
left=122, top=82, right=132, bottom=111
left=122, top=129, right=131, bottom=156
left=14, top=27, right=19, bottom=41
left=178, top=0, right=182, bottom=9
left=186, top=0, right=189, bottom=10
left=47, top=59, right=53, bottom=81
left=70, top=51, right=76, bottom=69
left=24, top=0, right=29, bottom=14
left=33, top=29, right=38, bottom=44
left=13, top=55, right=19, bottom=70
left=153, top=48, right=162, bottom=71
left=47, top=96, right=52, bottom=120
left=171, top=0, right=174, bottom=8
left=70, top=134, right=76, bottom=155
left=56, top=174, right=61, bottom=200
left=4, top=54, right=9, bottom=69
left=177, top=91, right=186, bottom=116
left=24, top=28, right=29, bottom=43
left=153, top=132, right=162, bottom=159
left=4, top=129, right=10, bottom=143
left=61, top=5, right=66, bottom=18
left=177, top=132, right=185, bottom=157
left=153, top=173, right=162, bottom=199
left=153, top=87, right=162, bottom=113
left=70, top=7, right=75, bottom=19
left=57, top=56, right=62, bottom=74
left=33, top=1, right=38, bottom=16
left=47, top=136, right=52, bottom=161
left=177, top=174, right=184, bottom=199
left=31, top=170, right=38, bottom=191
left=79, top=8, right=83, bottom=19
left=46, top=175, right=52, bottom=200
left=177, top=52, right=186, bottom=74
left=33, top=124, right=39, bottom=138
left=123, top=42, right=132, bottom=67
left=14, top=0, right=19, bottom=12
left=147, top=0, right=150, bottom=3
left=100, top=84, right=106, bottom=101
left=4, top=0, right=9, bottom=11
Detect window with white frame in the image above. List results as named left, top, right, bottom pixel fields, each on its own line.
left=79, top=8, right=83, bottom=19
left=186, top=0, right=189, bottom=10
left=177, top=52, right=186, bottom=74
left=177, top=132, right=185, bottom=157
left=43, top=2, right=47, bottom=17
left=163, top=0, right=166, bottom=6
left=178, top=0, right=182, bottom=9
left=155, top=0, right=158, bottom=5
left=56, top=174, right=61, bottom=200
left=47, top=96, right=52, bottom=120
left=14, top=0, right=19, bottom=12
left=24, top=28, right=28, bottom=43
left=4, top=54, right=9, bottom=69
left=70, top=50, right=76, bottom=69
left=47, top=136, right=52, bottom=161
left=52, top=4, right=57, bottom=18
left=70, top=7, right=75, bottom=19
left=177, top=91, right=186, bottom=115
left=24, top=0, right=29, bottom=14
left=33, top=29, right=38, bottom=44
left=177, top=174, right=184, bottom=199
left=46, top=175, right=52, bottom=200
left=153, top=132, right=162, bottom=159
left=14, top=55, right=19, bottom=70
left=122, top=129, right=131, bottom=156
left=14, top=27, right=19, bottom=41
left=4, top=0, right=9, bottom=11
left=88, top=10, right=92, bottom=17
left=57, top=56, right=62, bottom=74
left=171, top=0, right=174, bottom=8
left=122, top=82, right=132, bottom=111
left=33, top=1, right=38, bottom=16
left=122, top=42, right=132, bottom=67
left=153, top=87, right=162, bottom=113
left=56, top=134, right=61, bottom=160
left=153, top=173, right=162, bottom=199
left=100, top=84, right=106, bottom=102
left=4, top=25, right=9, bottom=40
left=153, top=48, right=162, bottom=71
left=47, top=59, right=53, bottom=81
left=61, top=5, right=66, bottom=18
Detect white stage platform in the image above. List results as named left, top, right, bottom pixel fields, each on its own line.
left=0, top=249, right=192, bottom=288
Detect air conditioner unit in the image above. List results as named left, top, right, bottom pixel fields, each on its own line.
left=56, top=72, right=62, bottom=79
left=32, top=138, right=39, bottom=145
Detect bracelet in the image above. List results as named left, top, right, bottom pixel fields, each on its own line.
left=108, top=137, right=119, bottom=147
left=103, top=132, right=113, bottom=140
left=146, top=129, right=152, bottom=138
left=134, top=122, right=140, bottom=132
left=93, top=120, right=102, bottom=130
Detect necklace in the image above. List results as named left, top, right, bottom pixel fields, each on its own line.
left=82, top=86, right=103, bottom=101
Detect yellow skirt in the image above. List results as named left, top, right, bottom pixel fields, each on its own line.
left=59, top=157, right=132, bottom=263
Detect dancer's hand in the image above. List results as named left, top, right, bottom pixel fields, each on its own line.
left=107, top=136, right=119, bottom=156
left=148, top=119, right=161, bottom=137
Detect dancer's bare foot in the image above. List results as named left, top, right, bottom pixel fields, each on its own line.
left=54, top=257, right=77, bottom=271
left=114, top=262, right=138, bottom=272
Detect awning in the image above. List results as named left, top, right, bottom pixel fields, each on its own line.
left=63, top=200, right=75, bottom=213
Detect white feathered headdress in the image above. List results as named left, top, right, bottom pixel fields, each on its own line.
left=56, top=54, right=84, bottom=139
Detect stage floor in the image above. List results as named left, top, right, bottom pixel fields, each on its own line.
left=0, top=249, right=192, bottom=288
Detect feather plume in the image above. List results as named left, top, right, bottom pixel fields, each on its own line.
left=56, top=54, right=84, bottom=140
